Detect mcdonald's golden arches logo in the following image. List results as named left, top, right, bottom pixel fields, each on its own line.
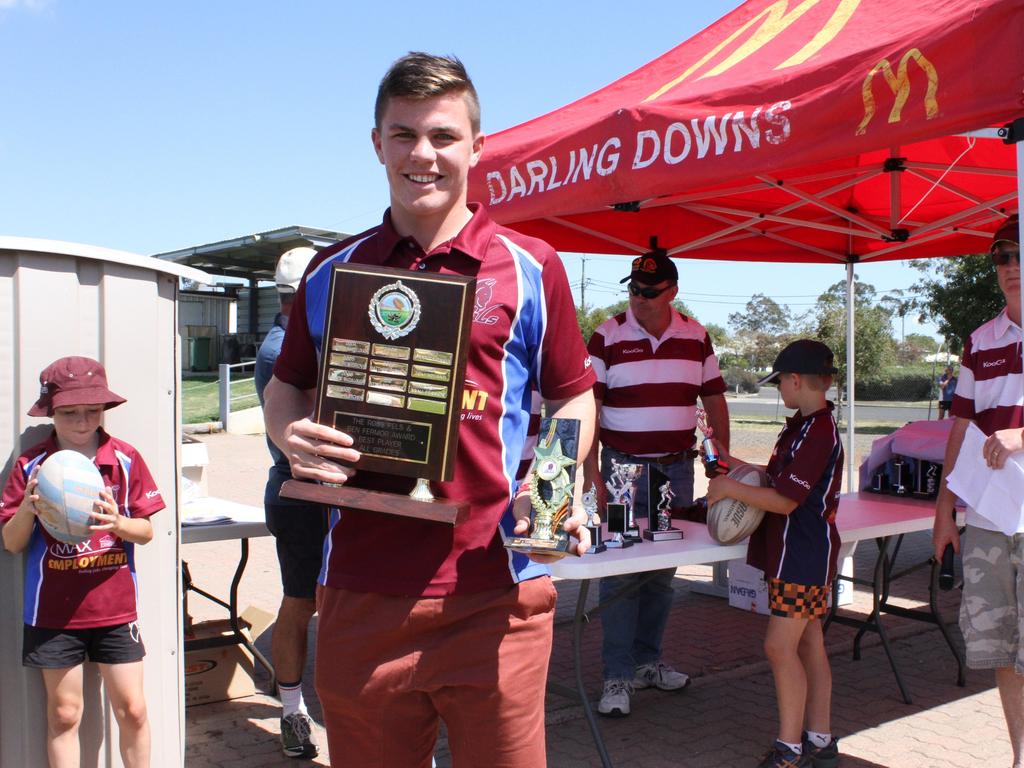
left=856, top=48, right=939, bottom=136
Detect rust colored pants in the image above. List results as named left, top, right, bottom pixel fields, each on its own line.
left=315, top=577, right=557, bottom=768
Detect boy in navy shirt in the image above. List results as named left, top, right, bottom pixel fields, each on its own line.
left=708, top=340, right=843, bottom=768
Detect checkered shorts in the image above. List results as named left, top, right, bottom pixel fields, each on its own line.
left=767, top=578, right=830, bottom=619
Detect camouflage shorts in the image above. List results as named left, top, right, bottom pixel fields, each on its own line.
left=959, top=526, right=1024, bottom=672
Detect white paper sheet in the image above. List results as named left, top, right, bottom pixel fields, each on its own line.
left=946, top=422, right=1024, bottom=534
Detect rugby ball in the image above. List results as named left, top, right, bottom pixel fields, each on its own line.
left=34, top=450, right=104, bottom=544
left=707, top=464, right=767, bottom=545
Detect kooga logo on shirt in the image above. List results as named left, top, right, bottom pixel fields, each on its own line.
left=621, top=347, right=644, bottom=354
left=982, top=359, right=1006, bottom=368
left=789, top=473, right=811, bottom=490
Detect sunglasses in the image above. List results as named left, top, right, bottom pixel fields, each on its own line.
left=628, top=282, right=673, bottom=299
left=991, top=246, right=1021, bottom=267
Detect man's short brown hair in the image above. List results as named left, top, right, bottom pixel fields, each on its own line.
left=374, top=52, right=481, bottom=134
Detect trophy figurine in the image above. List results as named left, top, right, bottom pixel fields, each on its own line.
left=581, top=483, right=606, bottom=555
left=697, top=407, right=728, bottom=478
left=643, top=466, right=684, bottom=541
left=604, top=459, right=643, bottom=548
left=504, top=417, right=581, bottom=558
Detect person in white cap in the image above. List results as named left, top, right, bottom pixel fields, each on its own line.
left=254, top=246, right=324, bottom=759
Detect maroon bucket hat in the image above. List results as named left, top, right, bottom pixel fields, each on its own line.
left=28, top=356, right=126, bottom=417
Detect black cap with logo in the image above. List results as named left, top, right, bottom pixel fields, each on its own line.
left=757, top=339, right=839, bottom=386
left=620, top=248, right=679, bottom=285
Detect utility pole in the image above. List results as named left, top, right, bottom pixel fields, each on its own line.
left=580, top=255, right=587, bottom=310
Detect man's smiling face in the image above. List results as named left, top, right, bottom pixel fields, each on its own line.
left=371, top=93, right=484, bottom=237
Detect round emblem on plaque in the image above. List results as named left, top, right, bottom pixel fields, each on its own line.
left=368, top=280, right=421, bottom=340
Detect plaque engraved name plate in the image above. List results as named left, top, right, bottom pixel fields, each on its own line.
left=280, top=263, right=475, bottom=524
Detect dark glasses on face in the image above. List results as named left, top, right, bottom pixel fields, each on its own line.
left=628, top=283, right=672, bottom=299
left=991, top=247, right=1021, bottom=267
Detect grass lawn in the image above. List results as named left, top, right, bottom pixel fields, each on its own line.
left=182, top=377, right=259, bottom=424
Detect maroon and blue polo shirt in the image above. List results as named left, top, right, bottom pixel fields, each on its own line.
left=746, top=403, right=843, bottom=587
left=274, top=204, right=595, bottom=597
left=0, top=429, right=164, bottom=629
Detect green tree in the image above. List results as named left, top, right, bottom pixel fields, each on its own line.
left=705, top=322, right=729, bottom=349
left=909, top=254, right=1005, bottom=353
left=728, top=294, right=793, bottom=369
left=812, top=280, right=895, bottom=387
left=728, top=293, right=791, bottom=336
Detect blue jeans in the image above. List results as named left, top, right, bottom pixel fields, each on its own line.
left=599, top=446, right=695, bottom=681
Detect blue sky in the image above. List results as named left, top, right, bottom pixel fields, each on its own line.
left=0, top=0, right=939, bottom=337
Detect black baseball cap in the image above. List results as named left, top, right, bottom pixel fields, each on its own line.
left=757, top=339, right=839, bottom=386
left=620, top=249, right=678, bottom=285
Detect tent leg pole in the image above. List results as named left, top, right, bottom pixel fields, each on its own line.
left=846, top=262, right=856, bottom=492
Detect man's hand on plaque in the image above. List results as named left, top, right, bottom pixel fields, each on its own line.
left=285, top=418, right=361, bottom=485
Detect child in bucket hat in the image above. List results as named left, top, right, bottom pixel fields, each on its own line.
left=2, top=355, right=163, bottom=766
left=28, top=355, right=127, bottom=417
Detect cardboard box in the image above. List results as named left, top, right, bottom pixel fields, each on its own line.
left=727, top=559, right=769, bottom=615
left=183, top=607, right=272, bottom=707
left=727, top=553, right=854, bottom=615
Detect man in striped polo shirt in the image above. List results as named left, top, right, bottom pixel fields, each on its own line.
left=934, top=213, right=1023, bottom=766
left=583, top=248, right=730, bottom=717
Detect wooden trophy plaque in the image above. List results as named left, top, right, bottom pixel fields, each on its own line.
left=280, top=263, right=475, bottom=524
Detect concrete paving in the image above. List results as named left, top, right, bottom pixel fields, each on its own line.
left=183, top=430, right=1011, bottom=767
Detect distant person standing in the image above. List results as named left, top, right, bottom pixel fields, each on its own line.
left=255, top=246, right=325, bottom=760
left=937, top=366, right=958, bottom=419
left=934, top=214, right=1024, bottom=768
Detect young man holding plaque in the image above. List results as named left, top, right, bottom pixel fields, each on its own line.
left=263, top=53, right=595, bottom=767
left=582, top=250, right=730, bottom=717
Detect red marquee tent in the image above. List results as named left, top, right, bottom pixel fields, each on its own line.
left=470, top=0, right=1023, bottom=264
left=469, top=0, right=1024, bottom=486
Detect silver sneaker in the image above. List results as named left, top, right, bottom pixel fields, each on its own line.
left=597, top=678, right=633, bottom=717
left=281, top=711, right=318, bottom=759
left=633, top=661, right=691, bottom=691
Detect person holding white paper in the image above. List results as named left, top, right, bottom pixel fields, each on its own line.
left=934, top=213, right=1024, bottom=768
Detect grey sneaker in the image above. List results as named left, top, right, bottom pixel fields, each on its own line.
left=633, top=661, right=691, bottom=691
left=597, top=678, right=633, bottom=717
left=281, top=712, right=318, bottom=759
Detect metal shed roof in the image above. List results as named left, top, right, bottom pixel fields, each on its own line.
left=0, top=236, right=212, bottom=284
left=153, top=225, right=350, bottom=284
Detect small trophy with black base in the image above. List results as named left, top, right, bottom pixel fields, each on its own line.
left=643, top=465, right=684, bottom=541
left=605, top=459, right=643, bottom=547
left=581, top=483, right=606, bottom=555
left=503, top=417, right=581, bottom=559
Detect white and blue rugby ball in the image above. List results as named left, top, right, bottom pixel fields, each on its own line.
left=35, top=450, right=105, bottom=544
left=707, top=463, right=767, bottom=545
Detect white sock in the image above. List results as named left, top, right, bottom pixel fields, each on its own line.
left=777, top=739, right=802, bottom=754
left=806, top=731, right=832, bottom=748
left=279, top=680, right=307, bottom=718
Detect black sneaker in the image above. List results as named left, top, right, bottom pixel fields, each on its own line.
left=757, top=741, right=810, bottom=768
left=281, top=712, right=318, bottom=759
left=802, top=734, right=840, bottom=768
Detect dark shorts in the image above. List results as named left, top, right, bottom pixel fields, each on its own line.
left=768, top=578, right=830, bottom=619
left=23, top=622, right=146, bottom=668
left=265, top=502, right=329, bottom=600
left=939, top=400, right=953, bottom=410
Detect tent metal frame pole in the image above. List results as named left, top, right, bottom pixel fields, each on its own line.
left=1017, top=141, right=1024, bottom=349
left=846, top=261, right=856, bottom=491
